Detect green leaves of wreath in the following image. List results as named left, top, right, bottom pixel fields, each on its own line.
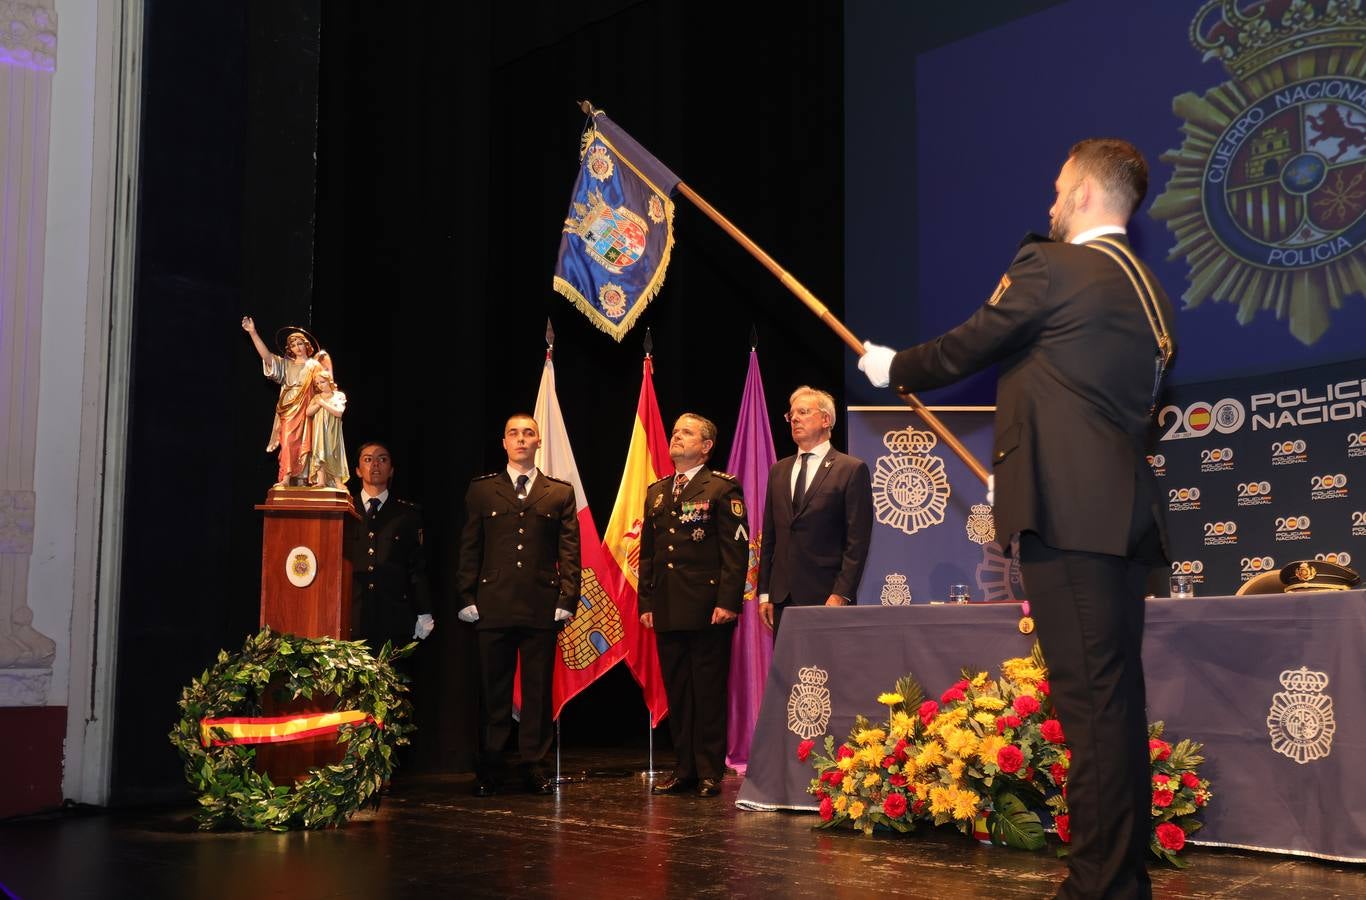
left=168, top=628, right=415, bottom=831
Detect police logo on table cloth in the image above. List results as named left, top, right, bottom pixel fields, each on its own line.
left=1266, top=666, right=1336, bottom=764
left=872, top=427, right=951, bottom=535
left=787, top=666, right=832, bottom=740
left=880, top=573, right=912, bottom=606
left=1152, top=2, right=1366, bottom=347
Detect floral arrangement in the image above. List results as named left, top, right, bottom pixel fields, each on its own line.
left=800, top=644, right=1212, bottom=865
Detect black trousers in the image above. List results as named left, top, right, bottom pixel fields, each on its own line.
left=476, top=626, right=556, bottom=780
left=655, top=625, right=734, bottom=780
left=1020, top=530, right=1155, bottom=900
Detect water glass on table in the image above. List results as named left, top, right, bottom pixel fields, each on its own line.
left=1169, top=573, right=1195, bottom=599
left=948, top=584, right=971, bottom=604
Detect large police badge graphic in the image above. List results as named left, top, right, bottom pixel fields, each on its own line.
left=880, top=573, right=912, bottom=606
left=787, top=665, right=832, bottom=740
left=974, top=540, right=1025, bottom=603
left=1266, top=665, right=1336, bottom=764
left=871, top=427, right=951, bottom=535
left=1152, top=1, right=1366, bottom=346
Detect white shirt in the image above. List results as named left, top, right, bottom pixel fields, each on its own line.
left=507, top=465, right=537, bottom=495
left=674, top=463, right=704, bottom=486
left=1070, top=224, right=1126, bottom=245
left=359, top=488, right=390, bottom=513
left=789, top=440, right=833, bottom=496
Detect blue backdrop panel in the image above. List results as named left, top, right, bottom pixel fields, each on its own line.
left=848, top=408, right=1022, bottom=606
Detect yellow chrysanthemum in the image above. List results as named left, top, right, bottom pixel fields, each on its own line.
left=944, top=727, right=979, bottom=758
left=973, top=711, right=998, bottom=727
left=1017, top=684, right=1038, bottom=698
left=972, top=696, right=1006, bottom=711
left=878, top=692, right=905, bottom=706
left=947, top=758, right=965, bottom=781
left=858, top=746, right=883, bottom=767
left=970, top=671, right=989, bottom=688
left=841, top=775, right=855, bottom=794
left=849, top=800, right=866, bottom=820
left=913, top=781, right=931, bottom=801
left=928, top=786, right=953, bottom=815
left=863, top=772, right=881, bottom=788
left=889, top=711, right=914, bottom=739
left=837, top=756, right=856, bottom=772
left=915, top=741, right=946, bottom=769
left=856, top=727, right=888, bottom=747
left=1003, top=659, right=1046, bottom=683
left=977, top=734, right=1007, bottom=765
left=900, top=757, right=917, bottom=779
left=951, top=788, right=982, bottom=821
left=834, top=794, right=849, bottom=813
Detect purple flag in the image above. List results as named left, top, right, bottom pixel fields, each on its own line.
left=725, top=350, right=778, bottom=773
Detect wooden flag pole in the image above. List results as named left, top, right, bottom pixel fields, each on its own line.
left=674, top=181, right=991, bottom=485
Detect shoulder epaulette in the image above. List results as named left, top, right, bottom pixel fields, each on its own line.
left=472, top=472, right=501, bottom=481
left=396, top=498, right=421, bottom=510
left=648, top=475, right=673, bottom=488
left=710, top=470, right=737, bottom=481
left=542, top=473, right=572, bottom=486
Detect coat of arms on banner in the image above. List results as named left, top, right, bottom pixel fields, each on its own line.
left=880, top=573, right=912, bottom=606
left=787, top=665, right=832, bottom=739
left=1152, top=2, right=1366, bottom=346
left=871, top=427, right=951, bottom=535
left=1266, top=666, right=1336, bottom=764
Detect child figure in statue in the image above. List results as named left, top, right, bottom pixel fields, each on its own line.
left=305, top=368, right=348, bottom=488
left=242, top=315, right=326, bottom=486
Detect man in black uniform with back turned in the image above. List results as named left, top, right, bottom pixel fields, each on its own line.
left=457, top=414, right=579, bottom=796
left=346, top=442, right=434, bottom=649
left=639, top=413, right=748, bottom=798
left=859, top=139, right=1176, bottom=899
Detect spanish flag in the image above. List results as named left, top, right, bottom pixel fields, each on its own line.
left=601, top=355, right=672, bottom=726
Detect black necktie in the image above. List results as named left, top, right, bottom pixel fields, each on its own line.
left=515, top=474, right=529, bottom=501
left=792, top=452, right=814, bottom=510
left=367, top=497, right=381, bottom=519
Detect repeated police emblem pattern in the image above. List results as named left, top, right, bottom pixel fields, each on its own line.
left=1266, top=666, right=1336, bottom=764
left=557, top=567, right=626, bottom=670
left=1152, top=1, right=1366, bottom=347
left=871, top=427, right=952, bottom=536
left=285, top=545, right=317, bottom=588
left=879, top=573, right=912, bottom=606
left=786, top=665, right=832, bottom=740
left=965, top=502, right=996, bottom=545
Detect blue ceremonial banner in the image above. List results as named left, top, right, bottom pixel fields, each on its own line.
left=553, top=110, right=681, bottom=341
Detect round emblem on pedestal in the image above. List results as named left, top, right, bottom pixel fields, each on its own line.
left=286, top=545, right=318, bottom=588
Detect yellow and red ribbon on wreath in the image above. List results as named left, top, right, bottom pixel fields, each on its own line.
left=200, top=711, right=380, bottom=747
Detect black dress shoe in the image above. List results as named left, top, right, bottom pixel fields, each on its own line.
left=696, top=778, right=722, bottom=797
left=472, top=779, right=498, bottom=797
left=651, top=774, right=698, bottom=795
left=525, top=776, right=554, bottom=795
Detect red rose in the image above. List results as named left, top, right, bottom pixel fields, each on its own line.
left=820, top=795, right=834, bottom=821
left=1055, top=813, right=1071, bottom=843
left=797, top=739, right=815, bottom=762
left=997, top=745, right=1025, bottom=774
left=882, top=755, right=897, bottom=769
left=837, top=745, right=856, bottom=760
left=883, top=793, right=908, bottom=818
left=953, top=678, right=970, bottom=691
left=1013, top=695, right=1041, bottom=716
left=1049, top=763, right=1067, bottom=785
left=1152, top=788, right=1175, bottom=808
left=1149, top=738, right=1172, bottom=761
left=941, top=686, right=966, bottom=704
left=1005, top=715, right=1021, bottom=729
left=1037, top=680, right=1050, bottom=695
left=893, top=738, right=909, bottom=762
left=1156, top=822, right=1186, bottom=851
left=1181, top=772, right=1200, bottom=789
left=1024, top=766, right=1036, bottom=781
left=919, top=700, right=939, bottom=725
left=822, top=769, right=841, bottom=785
left=995, top=717, right=1007, bottom=735
left=1153, top=773, right=1170, bottom=786
left=889, top=774, right=908, bottom=787
left=912, top=799, right=926, bottom=815
left=1196, top=793, right=1207, bottom=807
left=1040, top=719, right=1065, bottom=743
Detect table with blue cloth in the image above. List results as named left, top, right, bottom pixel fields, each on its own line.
left=736, top=591, right=1366, bottom=862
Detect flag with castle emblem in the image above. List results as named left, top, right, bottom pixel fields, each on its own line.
left=601, top=355, right=672, bottom=725
left=724, top=349, right=777, bottom=772
left=532, top=349, right=633, bottom=718
left=553, top=109, right=680, bottom=342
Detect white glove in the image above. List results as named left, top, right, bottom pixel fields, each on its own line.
left=457, top=605, right=480, bottom=623
left=554, top=608, right=573, bottom=622
left=987, top=474, right=994, bottom=507
left=414, top=613, right=435, bottom=639
left=857, top=340, right=894, bottom=388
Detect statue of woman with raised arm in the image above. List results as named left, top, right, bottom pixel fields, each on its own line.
left=242, top=316, right=325, bottom=486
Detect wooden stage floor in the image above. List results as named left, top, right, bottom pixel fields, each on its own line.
left=2, top=751, right=1363, bottom=899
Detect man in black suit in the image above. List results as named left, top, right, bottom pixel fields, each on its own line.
left=758, top=386, right=873, bottom=634
left=639, top=413, right=748, bottom=798
left=345, top=442, right=434, bottom=649
left=859, top=138, right=1176, bottom=899
left=457, top=414, right=580, bottom=796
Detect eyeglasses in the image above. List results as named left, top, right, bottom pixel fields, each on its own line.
left=783, top=407, right=819, bottom=423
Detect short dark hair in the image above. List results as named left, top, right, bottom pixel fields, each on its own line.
left=504, top=413, right=539, bottom=434
left=356, top=441, right=392, bottom=460
left=1068, top=138, right=1149, bottom=218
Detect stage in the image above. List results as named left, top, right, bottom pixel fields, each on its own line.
left=1, top=751, right=1361, bottom=899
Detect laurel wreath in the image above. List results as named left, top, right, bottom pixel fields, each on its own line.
left=168, top=628, right=415, bottom=831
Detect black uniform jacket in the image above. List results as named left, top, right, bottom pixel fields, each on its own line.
left=456, top=469, right=581, bottom=630
left=638, top=466, right=749, bottom=632
left=345, top=495, right=431, bottom=645
left=889, top=234, right=1177, bottom=559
